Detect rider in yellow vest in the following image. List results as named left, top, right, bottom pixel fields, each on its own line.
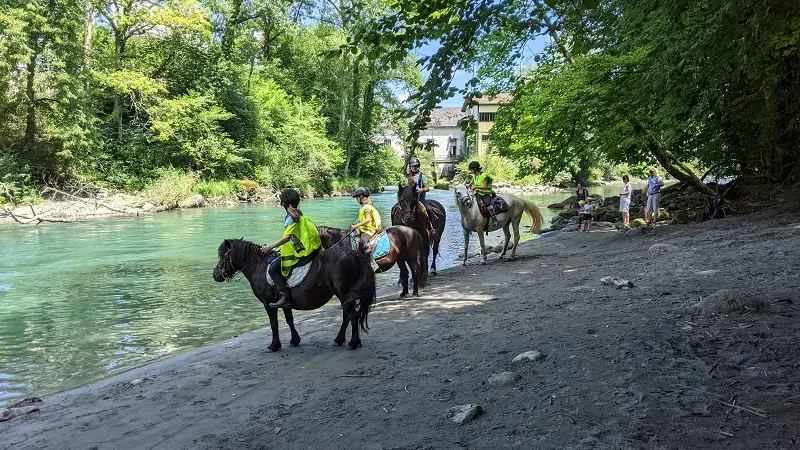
left=467, top=161, right=497, bottom=225
left=260, top=188, right=321, bottom=308
left=350, top=187, right=382, bottom=250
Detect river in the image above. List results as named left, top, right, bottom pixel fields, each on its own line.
left=0, top=185, right=629, bottom=405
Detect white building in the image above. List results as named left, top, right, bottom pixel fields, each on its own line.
left=377, top=107, right=468, bottom=179
left=461, top=94, right=514, bottom=157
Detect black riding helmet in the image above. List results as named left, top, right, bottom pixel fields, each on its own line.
left=352, top=187, right=370, bottom=198
left=408, top=157, right=420, bottom=167
left=468, top=161, right=481, bottom=171
left=279, top=188, right=301, bottom=207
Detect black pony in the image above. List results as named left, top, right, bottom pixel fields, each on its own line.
left=317, top=225, right=428, bottom=297
left=213, top=238, right=376, bottom=351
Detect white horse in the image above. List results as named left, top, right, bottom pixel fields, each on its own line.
left=454, top=184, right=544, bottom=265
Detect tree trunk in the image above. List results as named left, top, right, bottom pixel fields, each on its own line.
left=533, top=0, right=575, bottom=64
left=221, top=0, right=243, bottom=56
left=342, top=60, right=361, bottom=178
left=113, top=34, right=126, bottom=141
left=24, top=47, right=39, bottom=149
left=84, top=3, right=94, bottom=63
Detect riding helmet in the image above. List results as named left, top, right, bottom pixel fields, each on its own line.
left=408, top=157, right=420, bottom=167
left=352, top=187, right=371, bottom=198
left=468, top=161, right=481, bottom=171
left=279, top=188, right=301, bottom=207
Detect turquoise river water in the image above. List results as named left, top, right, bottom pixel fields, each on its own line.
left=0, top=185, right=627, bottom=405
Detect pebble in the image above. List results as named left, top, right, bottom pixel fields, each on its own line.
left=130, top=378, right=145, bottom=386
left=445, top=404, right=483, bottom=425
left=600, top=276, right=635, bottom=289
left=512, top=350, right=547, bottom=363
left=486, top=371, right=521, bottom=387
left=0, top=406, right=40, bottom=422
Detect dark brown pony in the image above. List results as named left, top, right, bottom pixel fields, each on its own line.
left=392, top=184, right=447, bottom=275
left=317, top=225, right=428, bottom=297
left=213, top=238, right=375, bottom=351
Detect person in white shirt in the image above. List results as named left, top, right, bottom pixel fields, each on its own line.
left=580, top=198, right=593, bottom=232
left=619, top=175, right=632, bottom=228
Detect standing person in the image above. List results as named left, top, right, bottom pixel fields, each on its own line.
left=350, top=187, right=382, bottom=250
left=619, top=175, right=632, bottom=228
left=260, top=188, right=321, bottom=309
left=576, top=182, right=589, bottom=208
left=644, top=168, right=665, bottom=225
left=579, top=198, right=593, bottom=232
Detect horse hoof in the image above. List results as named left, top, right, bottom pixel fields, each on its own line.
left=431, top=270, right=437, bottom=276
left=267, top=343, right=281, bottom=352
left=461, top=261, right=467, bottom=266
left=347, top=342, right=362, bottom=350
left=290, top=339, right=300, bottom=347
left=479, top=260, right=487, bottom=265
left=333, top=338, right=345, bottom=346
left=412, top=293, right=419, bottom=297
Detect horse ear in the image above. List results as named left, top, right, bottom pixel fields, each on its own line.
left=224, top=239, right=232, bottom=249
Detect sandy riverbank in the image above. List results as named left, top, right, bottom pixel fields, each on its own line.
left=1, top=207, right=798, bottom=449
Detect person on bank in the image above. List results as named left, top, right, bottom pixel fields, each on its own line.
left=260, top=188, right=321, bottom=309
left=644, top=168, right=665, bottom=225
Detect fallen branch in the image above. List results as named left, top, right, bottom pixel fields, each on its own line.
left=679, top=385, right=767, bottom=418
left=1, top=207, right=76, bottom=224
left=42, top=186, right=128, bottom=214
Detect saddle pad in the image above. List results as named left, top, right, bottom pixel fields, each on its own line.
left=266, top=259, right=313, bottom=288
left=372, top=233, right=390, bottom=259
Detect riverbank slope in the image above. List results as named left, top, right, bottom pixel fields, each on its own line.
left=1, top=209, right=798, bottom=449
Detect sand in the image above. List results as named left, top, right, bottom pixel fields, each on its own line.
left=1, top=209, right=798, bottom=450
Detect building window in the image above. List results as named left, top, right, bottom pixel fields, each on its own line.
left=383, top=138, right=392, bottom=146
left=481, top=134, right=491, bottom=142
left=479, top=112, right=495, bottom=122
left=449, top=138, right=459, bottom=156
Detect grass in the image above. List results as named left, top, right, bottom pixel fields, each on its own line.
left=143, top=168, right=196, bottom=207
left=193, top=180, right=241, bottom=198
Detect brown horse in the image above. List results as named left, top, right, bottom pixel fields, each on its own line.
left=392, top=184, right=447, bottom=275
left=317, top=225, right=428, bottom=297
left=212, top=238, right=376, bottom=351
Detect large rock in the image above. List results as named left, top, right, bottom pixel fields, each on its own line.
left=600, top=276, right=635, bottom=289
left=0, top=405, right=40, bottom=422
left=179, top=194, right=205, bottom=208
left=487, top=371, right=521, bottom=387
left=693, top=289, right=768, bottom=315
left=445, top=404, right=483, bottom=425
left=512, top=350, right=547, bottom=363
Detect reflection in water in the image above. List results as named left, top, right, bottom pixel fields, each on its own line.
left=0, top=185, right=626, bottom=404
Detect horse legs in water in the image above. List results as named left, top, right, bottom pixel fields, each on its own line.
left=334, top=309, right=347, bottom=346
left=283, top=308, right=301, bottom=346
left=264, top=305, right=282, bottom=352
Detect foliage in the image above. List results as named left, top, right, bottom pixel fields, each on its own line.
left=0, top=0, right=420, bottom=198
left=355, top=0, right=800, bottom=191
left=143, top=168, right=196, bottom=206
left=193, top=180, right=241, bottom=198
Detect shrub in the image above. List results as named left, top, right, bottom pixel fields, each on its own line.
left=455, top=153, right=520, bottom=184
left=193, top=180, right=240, bottom=198
left=143, top=168, right=197, bottom=206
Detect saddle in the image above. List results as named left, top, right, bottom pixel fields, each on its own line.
left=477, top=195, right=510, bottom=218
left=265, top=256, right=315, bottom=288
left=351, top=231, right=391, bottom=260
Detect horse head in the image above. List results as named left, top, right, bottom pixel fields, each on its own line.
left=213, top=239, right=237, bottom=282
left=396, top=184, right=418, bottom=224
left=453, top=184, right=474, bottom=209
left=214, top=238, right=272, bottom=282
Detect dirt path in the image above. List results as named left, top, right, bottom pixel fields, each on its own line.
left=1, top=211, right=798, bottom=450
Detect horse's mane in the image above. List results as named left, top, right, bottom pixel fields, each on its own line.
left=223, top=238, right=272, bottom=266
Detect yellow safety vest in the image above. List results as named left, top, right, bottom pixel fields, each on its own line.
left=474, top=172, right=493, bottom=196
left=357, top=204, right=382, bottom=237
left=280, top=215, right=321, bottom=276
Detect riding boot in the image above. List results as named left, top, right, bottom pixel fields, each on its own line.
left=268, top=260, right=292, bottom=309
left=269, top=290, right=291, bottom=309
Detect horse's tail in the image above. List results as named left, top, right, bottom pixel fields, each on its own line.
left=412, top=229, right=429, bottom=289
left=352, top=252, right=376, bottom=333
left=521, top=198, right=544, bottom=233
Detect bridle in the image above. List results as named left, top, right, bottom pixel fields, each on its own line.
left=215, top=249, right=238, bottom=282
left=455, top=188, right=473, bottom=208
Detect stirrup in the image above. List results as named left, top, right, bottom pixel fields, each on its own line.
left=269, top=295, right=291, bottom=309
